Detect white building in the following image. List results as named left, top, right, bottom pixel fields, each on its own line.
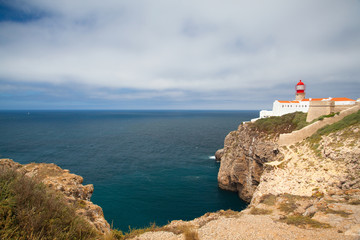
left=251, top=80, right=356, bottom=122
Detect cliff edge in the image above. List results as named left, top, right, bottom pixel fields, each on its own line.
left=217, top=123, right=280, bottom=202
left=132, top=110, right=360, bottom=239
left=0, top=159, right=111, bottom=236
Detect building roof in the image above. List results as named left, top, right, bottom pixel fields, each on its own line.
left=302, top=97, right=355, bottom=102
left=277, top=97, right=355, bottom=103
left=296, top=80, right=305, bottom=85
left=278, top=100, right=300, bottom=103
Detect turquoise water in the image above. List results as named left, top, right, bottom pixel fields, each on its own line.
left=0, top=110, right=258, bottom=231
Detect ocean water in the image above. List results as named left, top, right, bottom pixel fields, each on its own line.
left=0, top=110, right=258, bottom=231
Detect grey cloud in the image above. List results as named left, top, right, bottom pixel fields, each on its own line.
left=0, top=0, right=359, bottom=109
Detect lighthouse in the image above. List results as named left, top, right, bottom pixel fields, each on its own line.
left=252, top=79, right=356, bottom=122
left=295, top=80, right=305, bottom=100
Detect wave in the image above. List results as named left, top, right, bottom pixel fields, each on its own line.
left=208, top=156, right=216, bottom=159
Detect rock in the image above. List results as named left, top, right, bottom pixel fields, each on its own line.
left=132, top=231, right=182, bottom=240
left=312, top=212, right=345, bottom=227
left=344, top=224, right=360, bottom=236
left=0, top=158, right=22, bottom=170
left=217, top=124, right=279, bottom=202
left=303, top=205, right=318, bottom=217
left=0, top=159, right=111, bottom=235
left=215, top=149, right=224, bottom=161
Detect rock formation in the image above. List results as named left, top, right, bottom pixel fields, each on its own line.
left=217, top=123, right=280, bottom=202
left=0, top=158, right=111, bottom=235
left=214, top=149, right=224, bottom=161
left=2, top=111, right=359, bottom=239
left=132, top=114, right=359, bottom=239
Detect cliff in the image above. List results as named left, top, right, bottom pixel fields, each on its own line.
left=131, top=110, right=360, bottom=239
left=217, top=123, right=280, bottom=202
left=1, top=110, right=359, bottom=240
left=0, top=159, right=111, bottom=236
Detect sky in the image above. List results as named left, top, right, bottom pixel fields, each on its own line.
left=0, top=0, right=359, bottom=110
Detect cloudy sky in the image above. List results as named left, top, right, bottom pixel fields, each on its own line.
left=0, top=0, right=359, bottom=110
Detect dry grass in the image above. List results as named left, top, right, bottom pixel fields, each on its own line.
left=278, top=202, right=297, bottom=214
left=260, top=194, right=277, bottom=206
left=324, top=209, right=351, bottom=218
left=162, top=223, right=199, bottom=240
left=280, top=215, right=331, bottom=229
left=0, top=168, right=98, bottom=240
left=250, top=207, right=273, bottom=215
left=217, top=209, right=240, bottom=218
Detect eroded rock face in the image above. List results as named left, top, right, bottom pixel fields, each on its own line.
left=215, top=149, right=224, bottom=161
left=0, top=159, right=111, bottom=235
left=217, top=123, right=280, bottom=202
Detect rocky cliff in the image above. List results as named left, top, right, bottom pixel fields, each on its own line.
left=131, top=111, right=360, bottom=239
left=2, top=111, right=359, bottom=240
left=217, top=123, right=281, bottom=202
left=0, top=158, right=111, bottom=235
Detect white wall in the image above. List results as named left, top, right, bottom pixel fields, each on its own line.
left=272, top=101, right=309, bottom=116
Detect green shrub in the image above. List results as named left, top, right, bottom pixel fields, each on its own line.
left=250, top=112, right=308, bottom=135
left=0, top=168, right=98, bottom=240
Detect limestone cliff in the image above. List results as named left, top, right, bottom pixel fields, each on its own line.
left=131, top=111, right=360, bottom=240
left=217, top=123, right=280, bottom=202
left=0, top=159, right=111, bottom=235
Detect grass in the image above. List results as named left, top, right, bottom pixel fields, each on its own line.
left=0, top=168, right=98, bottom=240
left=111, top=223, right=160, bottom=240
left=280, top=215, right=331, bottom=228
left=108, top=222, right=201, bottom=240
left=316, top=112, right=339, bottom=121
left=216, top=209, right=240, bottom=218
left=260, top=194, right=277, bottom=206
left=277, top=194, right=314, bottom=214
left=278, top=202, right=297, bottom=214
left=308, top=110, right=360, bottom=148
left=250, top=207, right=273, bottom=215
left=249, top=111, right=308, bottom=135
left=324, top=209, right=351, bottom=218
left=162, top=223, right=199, bottom=240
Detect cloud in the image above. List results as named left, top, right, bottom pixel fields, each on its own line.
left=0, top=0, right=359, bottom=109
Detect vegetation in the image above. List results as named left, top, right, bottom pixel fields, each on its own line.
left=215, top=209, right=240, bottom=218
left=260, top=194, right=277, bottom=206
left=107, top=223, right=161, bottom=240
left=308, top=110, right=360, bottom=148
left=278, top=202, right=297, bottom=214
left=0, top=165, right=202, bottom=240
left=0, top=168, right=98, bottom=240
left=162, top=223, right=199, bottom=240
left=250, top=207, right=273, bottom=215
left=250, top=112, right=308, bottom=135
left=108, top=221, right=201, bottom=240
left=316, top=112, right=340, bottom=121
left=324, top=209, right=351, bottom=218
left=280, top=215, right=331, bottom=228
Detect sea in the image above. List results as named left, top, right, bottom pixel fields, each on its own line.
left=0, top=110, right=258, bottom=231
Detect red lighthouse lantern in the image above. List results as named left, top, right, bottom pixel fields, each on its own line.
left=295, top=80, right=305, bottom=100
